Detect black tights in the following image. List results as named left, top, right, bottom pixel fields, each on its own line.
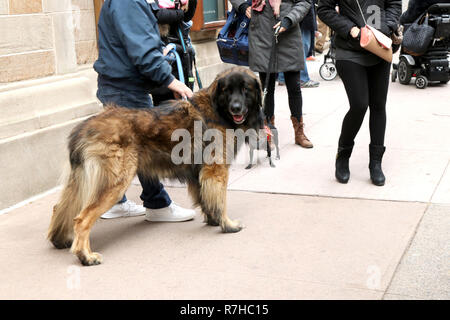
left=335, top=60, right=391, bottom=147
left=259, top=71, right=303, bottom=120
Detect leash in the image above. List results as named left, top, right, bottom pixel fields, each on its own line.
left=261, top=25, right=280, bottom=118
left=261, top=24, right=281, bottom=160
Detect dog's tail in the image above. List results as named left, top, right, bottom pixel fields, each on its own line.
left=48, top=137, right=106, bottom=249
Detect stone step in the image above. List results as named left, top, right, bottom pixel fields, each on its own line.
left=0, top=101, right=100, bottom=140
left=0, top=69, right=98, bottom=131
left=0, top=115, right=94, bottom=211
left=0, top=68, right=100, bottom=211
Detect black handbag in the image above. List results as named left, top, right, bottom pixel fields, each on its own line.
left=216, top=2, right=251, bottom=66
left=402, top=13, right=435, bottom=56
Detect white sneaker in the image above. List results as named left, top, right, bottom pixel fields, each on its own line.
left=101, top=200, right=146, bottom=219
left=145, top=202, right=196, bottom=222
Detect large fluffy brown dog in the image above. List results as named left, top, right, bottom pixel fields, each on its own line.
left=48, top=67, right=263, bottom=266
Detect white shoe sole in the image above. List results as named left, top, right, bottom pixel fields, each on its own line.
left=101, top=213, right=123, bottom=219
left=101, top=212, right=145, bottom=219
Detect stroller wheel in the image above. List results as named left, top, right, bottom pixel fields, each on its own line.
left=391, top=69, right=398, bottom=83
left=415, top=76, right=428, bottom=89
left=319, top=62, right=338, bottom=81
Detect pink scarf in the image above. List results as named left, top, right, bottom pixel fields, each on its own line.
left=252, top=0, right=281, bottom=17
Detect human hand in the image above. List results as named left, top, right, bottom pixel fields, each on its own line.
left=392, top=25, right=404, bottom=45
left=163, top=46, right=171, bottom=56
left=273, top=21, right=286, bottom=34
left=350, top=27, right=360, bottom=39
left=245, top=6, right=252, bottom=19
left=167, top=78, right=193, bottom=100
left=181, top=0, right=189, bottom=12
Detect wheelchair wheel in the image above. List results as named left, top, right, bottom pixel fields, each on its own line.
left=319, top=62, right=338, bottom=81
left=398, top=58, right=412, bottom=85
left=391, top=69, right=398, bottom=83
left=416, top=76, right=428, bottom=89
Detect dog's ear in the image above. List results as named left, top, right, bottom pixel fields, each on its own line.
left=210, top=76, right=225, bottom=109
left=253, top=77, right=263, bottom=109
left=250, top=76, right=265, bottom=130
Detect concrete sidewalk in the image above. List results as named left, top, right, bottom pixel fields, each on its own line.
left=0, top=59, right=449, bottom=299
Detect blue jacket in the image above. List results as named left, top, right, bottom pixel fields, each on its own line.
left=94, top=0, right=174, bottom=90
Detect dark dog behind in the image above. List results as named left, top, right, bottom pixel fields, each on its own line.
left=48, top=67, right=263, bottom=266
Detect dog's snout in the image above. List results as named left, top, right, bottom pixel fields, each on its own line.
left=230, top=102, right=242, bottom=114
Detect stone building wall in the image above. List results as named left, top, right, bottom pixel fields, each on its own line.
left=0, top=0, right=97, bottom=83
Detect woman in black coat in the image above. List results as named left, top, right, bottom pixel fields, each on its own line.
left=231, top=0, right=314, bottom=148
left=318, top=0, right=401, bottom=186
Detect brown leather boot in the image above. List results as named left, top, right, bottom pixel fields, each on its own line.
left=290, top=116, right=313, bottom=148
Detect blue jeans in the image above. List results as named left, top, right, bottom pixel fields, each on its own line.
left=96, top=76, right=172, bottom=209
left=300, top=29, right=312, bottom=83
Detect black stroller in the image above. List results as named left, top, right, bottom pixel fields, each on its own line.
left=319, top=31, right=338, bottom=81
left=392, top=3, right=450, bottom=89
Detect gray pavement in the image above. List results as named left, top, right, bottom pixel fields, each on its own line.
left=0, top=57, right=449, bottom=299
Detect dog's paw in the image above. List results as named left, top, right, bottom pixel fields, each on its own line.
left=269, top=160, right=276, bottom=168
left=276, top=155, right=280, bottom=160
left=50, top=238, right=73, bottom=250
left=78, top=252, right=103, bottom=266
left=245, top=164, right=253, bottom=170
left=221, top=219, right=243, bottom=233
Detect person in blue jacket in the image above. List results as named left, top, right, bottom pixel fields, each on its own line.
left=94, top=0, right=195, bottom=222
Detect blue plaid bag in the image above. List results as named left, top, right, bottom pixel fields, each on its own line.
left=216, top=3, right=250, bottom=66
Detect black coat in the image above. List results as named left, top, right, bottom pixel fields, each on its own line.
left=400, top=0, right=450, bottom=25
left=301, top=2, right=317, bottom=32
left=151, top=0, right=198, bottom=40
left=318, top=0, right=402, bottom=53
left=300, top=2, right=317, bottom=57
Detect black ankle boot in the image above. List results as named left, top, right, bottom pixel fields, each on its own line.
left=335, top=145, right=353, bottom=184
left=369, top=144, right=386, bottom=186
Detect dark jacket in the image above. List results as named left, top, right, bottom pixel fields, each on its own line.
left=318, top=0, right=402, bottom=54
left=93, top=0, right=174, bottom=91
left=150, top=0, right=198, bottom=40
left=400, top=0, right=450, bottom=25
left=231, top=0, right=312, bottom=73
left=301, top=2, right=317, bottom=57
left=150, top=0, right=198, bottom=95
left=301, top=1, right=317, bottom=32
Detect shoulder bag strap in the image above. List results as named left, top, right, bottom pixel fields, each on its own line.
left=355, top=0, right=367, bottom=26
